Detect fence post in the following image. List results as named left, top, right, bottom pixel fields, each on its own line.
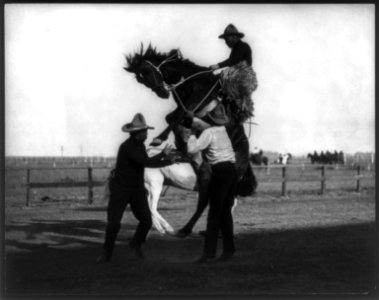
left=281, top=166, right=287, bottom=196
left=320, top=165, right=325, bottom=195
left=88, top=167, right=93, bottom=204
left=26, top=168, right=30, bottom=206
left=356, top=165, right=361, bottom=192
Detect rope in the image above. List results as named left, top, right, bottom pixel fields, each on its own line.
left=172, top=70, right=214, bottom=89
left=171, top=79, right=220, bottom=114
left=191, top=80, right=220, bottom=113
left=171, top=88, right=189, bottom=112
left=157, top=54, right=178, bottom=69
left=151, top=50, right=213, bottom=89
left=145, top=60, right=162, bottom=76
left=146, top=52, right=179, bottom=74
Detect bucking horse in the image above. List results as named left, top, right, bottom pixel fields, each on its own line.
left=124, top=44, right=257, bottom=237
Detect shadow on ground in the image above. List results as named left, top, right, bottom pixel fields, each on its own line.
left=4, top=218, right=376, bottom=296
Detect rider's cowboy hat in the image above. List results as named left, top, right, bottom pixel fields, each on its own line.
left=206, top=103, right=229, bottom=126
left=219, top=24, right=245, bottom=39
left=122, top=113, right=155, bottom=132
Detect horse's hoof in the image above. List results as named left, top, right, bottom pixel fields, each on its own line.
left=150, top=138, right=163, bottom=147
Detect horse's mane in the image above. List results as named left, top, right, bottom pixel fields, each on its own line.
left=125, top=43, right=206, bottom=73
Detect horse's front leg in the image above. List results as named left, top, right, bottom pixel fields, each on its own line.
left=176, top=162, right=212, bottom=238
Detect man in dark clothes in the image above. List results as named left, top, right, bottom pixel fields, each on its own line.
left=210, top=24, right=258, bottom=121
left=97, top=113, right=177, bottom=262
left=210, top=23, right=252, bottom=70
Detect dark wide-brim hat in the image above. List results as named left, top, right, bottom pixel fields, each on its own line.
left=219, top=24, right=245, bottom=39
left=206, top=103, right=229, bottom=126
left=122, top=113, right=154, bottom=132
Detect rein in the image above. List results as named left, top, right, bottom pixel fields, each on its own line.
left=170, top=78, right=220, bottom=114
left=170, top=70, right=214, bottom=89
left=191, top=80, right=220, bottom=113
left=171, top=88, right=188, bottom=112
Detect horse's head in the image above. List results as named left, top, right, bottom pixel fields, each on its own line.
left=124, top=52, right=169, bottom=98
left=124, top=44, right=183, bottom=99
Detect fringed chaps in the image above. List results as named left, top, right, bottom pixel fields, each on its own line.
left=220, top=61, right=258, bottom=123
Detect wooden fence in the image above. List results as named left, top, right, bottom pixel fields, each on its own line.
left=259, top=164, right=373, bottom=197
left=19, top=164, right=375, bottom=206
left=25, top=167, right=106, bottom=206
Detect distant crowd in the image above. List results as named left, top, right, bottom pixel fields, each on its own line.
left=307, top=151, right=345, bottom=165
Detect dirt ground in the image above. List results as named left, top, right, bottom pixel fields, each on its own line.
left=4, top=187, right=376, bottom=296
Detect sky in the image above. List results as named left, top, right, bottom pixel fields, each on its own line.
left=5, top=4, right=375, bottom=156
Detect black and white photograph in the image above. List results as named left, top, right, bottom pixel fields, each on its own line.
left=4, top=3, right=376, bottom=296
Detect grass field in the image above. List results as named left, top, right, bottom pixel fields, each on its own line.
left=4, top=159, right=377, bottom=296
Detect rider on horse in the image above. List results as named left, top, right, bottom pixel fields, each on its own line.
left=177, top=24, right=258, bottom=177
left=210, top=24, right=258, bottom=122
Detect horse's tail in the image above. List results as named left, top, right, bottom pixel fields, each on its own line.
left=236, top=162, right=257, bottom=197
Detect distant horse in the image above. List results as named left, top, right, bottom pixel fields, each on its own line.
left=124, top=44, right=257, bottom=236
left=307, top=153, right=317, bottom=164
left=102, top=148, right=238, bottom=234
left=250, top=150, right=269, bottom=166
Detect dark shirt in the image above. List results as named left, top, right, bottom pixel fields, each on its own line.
left=218, top=40, right=252, bottom=68
left=114, top=137, right=172, bottom=188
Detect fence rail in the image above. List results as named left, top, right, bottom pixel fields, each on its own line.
left=252, top=164, right=374, bottom=196
left=8, top=164, right=375, bottom=206
left=25, top=167, right=106, bottom=206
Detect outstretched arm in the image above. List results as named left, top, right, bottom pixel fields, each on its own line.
left=217, top=42, right=252, bottom=68
left=126, top=144, right=176, bottom=168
